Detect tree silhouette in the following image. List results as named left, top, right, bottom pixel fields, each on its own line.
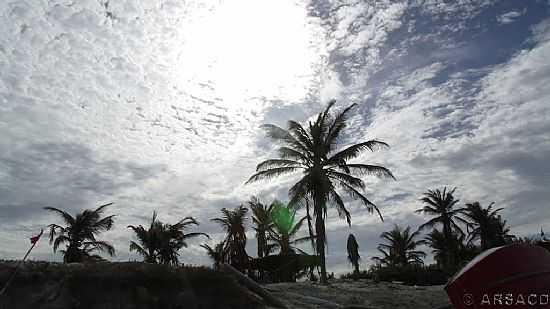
left=268, top=201, right=313, bottom=256
left=373, top=225, right=426, bottom=267
left=201, top=242, right=225, bottom=270
left=461, top=202, right=510, bottom=250
left=128, top=211, right=209, bottom=266
left=247, top=101, right=394, bottom=283
left=44, top=203, right=115, bottom=263
left=211, top=205, right=249, bottom=272
left=416, top=187, right=467, bottom=269
left=248, top=196, right=274, bottom=258
left=347, top=233, right=360, bottom=278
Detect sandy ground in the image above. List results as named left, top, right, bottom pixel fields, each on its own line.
left=264, top=280, right=453, bottom=309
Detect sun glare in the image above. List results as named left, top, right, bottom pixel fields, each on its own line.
left=175, top=1, right=325, bottom=112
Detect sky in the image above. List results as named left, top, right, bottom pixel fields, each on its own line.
left=1, top=0, right=549, bottom=275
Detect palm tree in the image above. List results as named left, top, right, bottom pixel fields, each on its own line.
left=128, top=212, right=209, bottom=266
left=246, top=101, right=395, bottom=283
left=347, top=233, right=360, bottom=278
left=248, top=196, right=274, bottom=258
left=416, top=187, right=467, bottom=269
left=44, top=203, right=116, bottom=263
left=424, top=229, right=447, bottom=267
left=201, top=242, right=225, bottom=270
left=127, top=212, right=160, bottom=263
left=425, top=228, right=478, bottom=270
left=461, top=202, right=506, bottom=250
left=211, top=205, right=249, bottom=271
left=372, top=225, right=426, bottom=267
left=268, top=202, right=313, bottom=256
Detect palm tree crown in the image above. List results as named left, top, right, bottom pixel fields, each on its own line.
left=211, top=205, right=249, bottom=271
left=248, top=196, right=274, bottom=258
left=416, top=187, right=467, bottom=238
left=246, top=101, right=395, bottom=283
left=268, top=202, right=313, bottom=256
left=44, top=203, right=116, bottom=263
left=373, top=225, right=426, bottom=267
left=462, top=202, right=506, bottom=250
left=128, top=211, right=209, bottom=266
left=201, top=242, right=225, bottom=270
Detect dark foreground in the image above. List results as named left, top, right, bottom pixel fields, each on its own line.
left=0, top=261, right=452, bottom=309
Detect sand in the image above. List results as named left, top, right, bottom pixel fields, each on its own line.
left=264, top=280, right=453, bottom=309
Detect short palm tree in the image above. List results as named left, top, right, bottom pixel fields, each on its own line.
left=372, top=225, right=426, bottom=267
left=268, top=201, right=313, bottom=256
left=128, top=212, right=209, bottom=266
left=416, top=187, right=467, bottom=268
left=44, top=203, right=116, bottom=263
left=248, top=196, right=274, bottom=258
left=246, top=101, right=395, bottom=283
left=462, top=202, right=505, bottom=250
left=211, top=205, right=249, bottom=271
left=201, top=242, right=225, bottom=270
left=346, top=233, right=360, bottom=278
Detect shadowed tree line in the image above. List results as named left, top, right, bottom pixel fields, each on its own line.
left=41, top=102, right=547, bottom=286
left=341, top=186, right=547, bottom=284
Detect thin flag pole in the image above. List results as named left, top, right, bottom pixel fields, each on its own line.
left=0, top=229, right=43, bottom=297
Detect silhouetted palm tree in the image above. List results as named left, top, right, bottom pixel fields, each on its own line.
left=211, top=205, right=249, bottom=271
left=201, top=242, right=225, bottom=270
left=462, top=202, right=506, bottom=250
left=416, top=187, right=467, bottom=269
left=248, top=196, right=274, bottom=258
left=128, top=211, right=209, bottom=266
left=425, top=228, right=478, bottom=270
left=44, top=203, right=116, bottom=263
left=246, top=101, right=395, bottom=283
left=372, top=225, right=426, bottom=267
left=347, top=233, right=360, bottom=278
left=268, top=202, right=313, bottom=256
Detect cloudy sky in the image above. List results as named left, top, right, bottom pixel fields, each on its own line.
left=1, top=0, right=549, bottom=274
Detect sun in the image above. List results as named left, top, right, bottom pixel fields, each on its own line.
left=173, top=0, right=326, bottom=113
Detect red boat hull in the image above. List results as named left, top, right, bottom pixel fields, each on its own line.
left=445, top=244, right=550, bottom=308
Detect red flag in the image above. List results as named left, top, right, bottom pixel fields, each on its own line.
left=30, top=229, right=43, bottom=245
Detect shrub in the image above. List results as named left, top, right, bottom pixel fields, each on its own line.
left=371, top=264, right=449, bottom=286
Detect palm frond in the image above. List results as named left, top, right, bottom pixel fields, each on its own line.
left=246, top=167, right=302, bottom=184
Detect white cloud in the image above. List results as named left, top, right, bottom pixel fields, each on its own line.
left=497, top=10, right=526, bottom=25
left=1, top=0, right=549, bottom=274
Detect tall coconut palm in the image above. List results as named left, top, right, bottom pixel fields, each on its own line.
left=211, top=205, right=249, bottom=271
left=248, top=196, right=274, bottom=258
left=372, top=225, right=426, bottom=267
left=461, top=202, right=505, bottom=250
left=347, top=233, right=360, bottom=278
left=416, top=187, right=467, bottom=269
left=128, top=212, right=209, bottom=266
left=246, top=101, right=395, bottom=283
left=201, top=242, right=225, bottom=270
left=44, top=203, right=116, bottom=263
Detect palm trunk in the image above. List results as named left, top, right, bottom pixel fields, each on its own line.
left=258, top=232, right=265, bottom=258
left=315, top=204, right=327, bottom=284
left=305, top=199, right=316, bottom=253
left=443, top=221, right=453, bottom=272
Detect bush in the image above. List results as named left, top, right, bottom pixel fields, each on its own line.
left=340, top=270, right=374, bottom=280
left=372, top=264, right=449, bottom=286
